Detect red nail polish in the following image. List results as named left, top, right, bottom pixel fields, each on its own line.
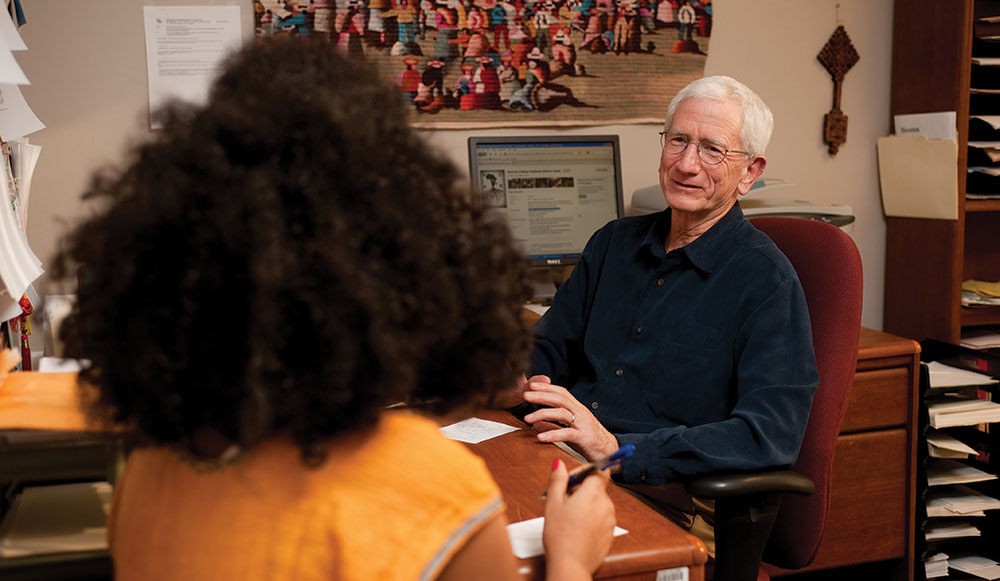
left=552, top=458, right=560, bottom=471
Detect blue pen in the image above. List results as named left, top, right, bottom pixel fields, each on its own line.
left=542, top=444, right=636, bottom=498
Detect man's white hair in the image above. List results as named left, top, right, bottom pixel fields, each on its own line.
left=663, top=75, right=774, bottom=157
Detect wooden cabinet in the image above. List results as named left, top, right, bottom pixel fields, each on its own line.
left=769, top=328, right=919, bottom=581
left=885, top=0, right=1000, bottom=344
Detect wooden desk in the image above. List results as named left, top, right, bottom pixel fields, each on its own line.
left=468, top=410, right=708, bottom=581
left=767, top=327, right=919, bottom=581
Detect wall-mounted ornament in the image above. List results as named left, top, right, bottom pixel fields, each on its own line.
left=817, top=25, right=859, bottom=156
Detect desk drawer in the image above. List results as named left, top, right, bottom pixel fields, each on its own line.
left=840, top=367, right=910, bottom=432
left=806, top=429, right=908, bottom=569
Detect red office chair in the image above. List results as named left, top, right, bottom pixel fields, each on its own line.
left=687, top=217, right=864, bottom=581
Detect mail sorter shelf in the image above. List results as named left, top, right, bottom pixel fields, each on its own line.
left=915, top=346, right=1000, bottom=581
left=888, top=0, right=1000, bottom=345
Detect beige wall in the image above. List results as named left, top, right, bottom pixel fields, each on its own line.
left=16, top=0, right=892, bottom=330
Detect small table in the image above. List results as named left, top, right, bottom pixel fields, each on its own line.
left=467, top=409, right=708, bottom=581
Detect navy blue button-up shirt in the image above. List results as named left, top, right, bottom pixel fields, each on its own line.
left=524, top=204, right=819, bottom=486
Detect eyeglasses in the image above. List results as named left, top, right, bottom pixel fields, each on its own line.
left=659, top=131, right=749, bottom=166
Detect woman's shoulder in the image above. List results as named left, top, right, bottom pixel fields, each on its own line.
left=371, top=411, right=498, bottom=488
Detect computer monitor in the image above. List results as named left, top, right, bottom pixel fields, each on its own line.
left=467, top=135, right=626, bottom=269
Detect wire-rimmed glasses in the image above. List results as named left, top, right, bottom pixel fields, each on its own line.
left=659, top=131, right=749, bottom=166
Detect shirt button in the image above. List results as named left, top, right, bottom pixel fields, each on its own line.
left=615, top=369, right=623, bottom=376
left=657, top=279, right=664, bottom=287
left=591, top=401, right=599, bottom=410
left=636, top=326, right=643, bottom=334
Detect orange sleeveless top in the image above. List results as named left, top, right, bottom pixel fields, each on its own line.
left=109, top=411, right=503, bottom=580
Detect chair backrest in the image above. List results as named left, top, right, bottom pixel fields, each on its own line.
left=749, top=217, right=864, bottom=570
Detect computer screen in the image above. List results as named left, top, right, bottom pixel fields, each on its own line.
left=467, top=135, right=625, bottom=267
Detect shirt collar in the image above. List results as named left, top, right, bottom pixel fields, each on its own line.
left=639, top=203, right=746, bottom=274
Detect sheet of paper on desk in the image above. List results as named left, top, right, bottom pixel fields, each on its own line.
left=439, top=417, right=520, bottom=444
left=506, top=516, right=628, bottom=559
left=38, top=357, right=86, bottom=373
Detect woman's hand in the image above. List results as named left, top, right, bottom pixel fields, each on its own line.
left=541, top=458, right=616, bottom=580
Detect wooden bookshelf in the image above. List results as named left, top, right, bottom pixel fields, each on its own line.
left=886, top=0, right=1000, bottom=344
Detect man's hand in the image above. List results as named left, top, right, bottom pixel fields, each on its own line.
left=523, top=380, right=619, bottom=461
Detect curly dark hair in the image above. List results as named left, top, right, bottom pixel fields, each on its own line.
left=53, top=38, right=532, bottom=463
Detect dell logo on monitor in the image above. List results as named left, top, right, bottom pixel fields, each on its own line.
left=546, top=259, right=563, bottom=265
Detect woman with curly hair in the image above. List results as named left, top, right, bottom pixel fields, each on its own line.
left=54, top=38, right=614, bottom=580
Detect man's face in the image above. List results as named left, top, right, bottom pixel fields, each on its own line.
left=658, top=98, right=763, bottom=223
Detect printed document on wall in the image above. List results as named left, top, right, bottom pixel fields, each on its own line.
left=143, top=5, right=243, bottom=129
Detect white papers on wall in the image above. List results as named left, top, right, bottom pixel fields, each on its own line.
left=8, top=138, right=40, bottom=227
left=0, top=5, right=25, bottom=52
left=0, top=7, right=44, bottom=325
left=0, top=83, right=44, bottom=140
left=0, top=163, right=40, bottom=302
left=143, top=5, right=243, bottom=129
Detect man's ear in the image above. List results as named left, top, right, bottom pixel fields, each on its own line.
left=736, top=156, right=767, bottom=196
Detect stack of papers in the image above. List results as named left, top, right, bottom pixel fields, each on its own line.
left=926, top=485, right=1000, bottom=517
left=950, top=554, right=1000, bottom=580
left=925, top=521, right=981, bottom=542
left=961, top=327, right=1000, bottom=350
left=924, top=552, right=949, bottom=579
left=928, top=396, right=1000, bottom=428
left=927, top=459, right=998, bottom=487
left=962, top=281, right=1000, bottom=308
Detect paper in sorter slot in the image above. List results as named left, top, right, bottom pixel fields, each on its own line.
left=926, top=360, right=999, bottom=389
left=926, top=429, right=978, bottom=459
left=927, top=396, right=1000, bottom=429
left=924, top=521, right=980, bottom=542
left=949, top=554, right=1000, bottom=580
left=926, top=459, right=998, bottom=487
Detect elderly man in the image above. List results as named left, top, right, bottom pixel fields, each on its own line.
left=505, top=75, right=819, bottom=551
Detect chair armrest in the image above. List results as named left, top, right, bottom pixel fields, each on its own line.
left=684, top=470, right=814, bottom=581
left=687, top=469, right=815, bottom=499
